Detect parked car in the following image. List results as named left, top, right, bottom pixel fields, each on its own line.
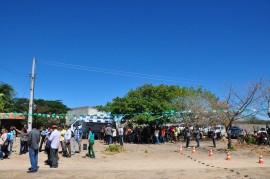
left=214, top=125, right=226, bottom=136
left=202, top=126, right=211, bottom=136
left=230, top=126, right=243, bottom=139
left=178, top=123, right=186, bottom=131
left=258, top=128, right=267, bottom=134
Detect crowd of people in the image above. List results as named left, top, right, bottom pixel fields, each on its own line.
left=99, top=124, right=218, bottom=148
left=0, top=123, right=96, bottom=173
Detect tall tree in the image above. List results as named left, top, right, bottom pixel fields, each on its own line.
left=172, top=87, right=218, bottom=127
left=103, top=84, right=218, bottom=125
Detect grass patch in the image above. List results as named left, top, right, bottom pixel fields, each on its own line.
left=229, top=146, right=237, bottom=151
left=105, top=144, right=121, bottom=153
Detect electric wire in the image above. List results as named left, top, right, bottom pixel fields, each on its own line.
left=38, top=60, right=216, bottom=86
left=0, top=65, right=27, bottom=78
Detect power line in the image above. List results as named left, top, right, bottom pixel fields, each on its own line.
left=39, top=59, right=215, bottom=86
left=0, top=65, right=27, bottom=78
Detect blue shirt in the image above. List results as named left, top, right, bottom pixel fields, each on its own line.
left=41, top=129, right=47, bottom=136
left=74, top=128, right=82, bottom=139
left=45, top=133, right=51, bottom=149
left=88, top=132, right=94, bottom=141
left=9, top=130, right=16, bottom=141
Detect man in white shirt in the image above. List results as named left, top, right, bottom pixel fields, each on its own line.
left=49, top=125, right=61, bottom=168
left=63, top=125, right=72, bottom=158
left=117, top=125, right=124, bottom=147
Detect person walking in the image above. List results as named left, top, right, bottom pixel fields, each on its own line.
left=27, top=126, right=40, bottom=173
left=49, top=125, right=61, bottom=168
left=63, top=125, right=72, bottom=158
left=87, top=128, right=95, bottom=159
left=72, top=125, right=82, bottom=155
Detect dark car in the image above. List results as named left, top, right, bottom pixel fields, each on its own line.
left=230, top=126, right=243, bottom=139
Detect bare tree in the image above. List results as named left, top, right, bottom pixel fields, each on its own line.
left=212, top=81, right=262, bottom=149
left=260, top=80, right=270, bottom=118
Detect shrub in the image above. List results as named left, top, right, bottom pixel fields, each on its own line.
left=105, top=144, right=121, bottom=153
left=246, top=136, right=255, bottom=145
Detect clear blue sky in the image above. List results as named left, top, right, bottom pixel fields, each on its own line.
left=1, top=0, right=269, bottom=108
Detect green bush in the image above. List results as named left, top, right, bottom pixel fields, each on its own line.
left=246, top=136, right=255, bottom=145
left=229, top=146, right=237, bottom=151
left=105, top=144, right=121, bottom=153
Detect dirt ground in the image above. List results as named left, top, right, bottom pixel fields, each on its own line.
left=1, top=138, right=270, bottom=179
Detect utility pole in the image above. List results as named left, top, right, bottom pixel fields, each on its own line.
left=28, top=57, right=36, bottom=131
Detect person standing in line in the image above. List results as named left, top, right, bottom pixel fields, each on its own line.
left=185, top=127, right=191, bottom=148
left=39, top=126, right=47, bottom=152
left=63, top=125, right=72, bottom=158
left=87, top=128, right=95, bottom=159
left=154, top=128, right=160, bottom=144
left=212, top=128, right=217, bottom=148
left=160, top=128, right=166, bottom=143
left=117, top=125, right=124, bottom=148
left=49, top=125, right=61, bottom=168
left=173, top=127, right=178, bottom=143
left=27, top=126, right=40, bottom=173
left=72, top=125, right=82, bottom=155
left=59, top=126, right=66, bottom=153
left=195, top=127, right=200, bottom=148
left=112, top=127, right=117, bottom=144
left=105, top=124, right=113, bottom=144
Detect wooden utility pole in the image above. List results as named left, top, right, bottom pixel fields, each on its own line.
left=28, top=57, right=36, bottom=131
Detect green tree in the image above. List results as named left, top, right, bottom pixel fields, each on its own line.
left=0, top=93, right=4, bottom=111
left=103, top=84, right=218, bottom=125
left=0, top=82, right=16, bottom=112
left=13, top=98, right=70, bottom=127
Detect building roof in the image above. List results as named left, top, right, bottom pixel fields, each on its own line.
left=0, top=113, right=26, bottom=120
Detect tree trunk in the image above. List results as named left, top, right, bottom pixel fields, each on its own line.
left=227, top=131, right=232, bottom=149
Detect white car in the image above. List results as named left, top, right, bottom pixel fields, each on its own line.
left=214, top=125, right=226, bottom=136
left=258, top=128, right=267, bottom=134
left=202, top=126, right=211, bottom=136
left=178, top=123, right=186, bottom=131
